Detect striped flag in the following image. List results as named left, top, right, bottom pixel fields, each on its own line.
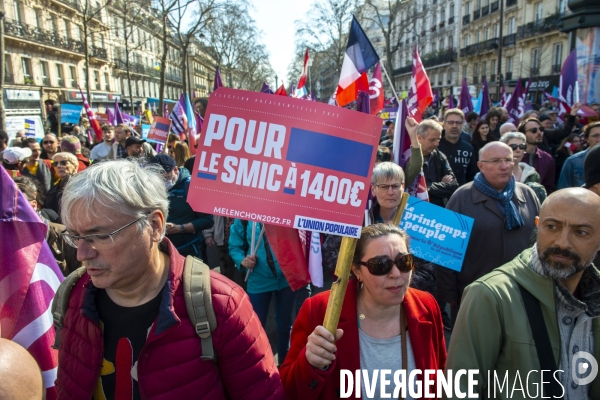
left=297, top=48, right=310, bottom=90
left=0, top=166, right=64, bottom=400
left=170, top=94, right=187, bottom=137
left=407, top=45, right=432, bottom=122
left=77, top=86, right=102, bottom=142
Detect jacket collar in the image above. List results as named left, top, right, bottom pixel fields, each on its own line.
left=81, top=238, right=183, bottom=335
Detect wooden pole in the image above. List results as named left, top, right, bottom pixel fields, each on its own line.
left=322, top=191, right=411, bottom=336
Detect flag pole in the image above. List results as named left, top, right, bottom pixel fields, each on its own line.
left=380, top=63, right=400, bottom=102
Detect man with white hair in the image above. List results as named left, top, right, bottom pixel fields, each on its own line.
left=437, top=142, right=540, bottom=325
left=499, top=122, right=517, bottom=137
left=53, top=160, right=284, bottom=399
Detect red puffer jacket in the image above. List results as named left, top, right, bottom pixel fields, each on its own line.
left=55, top=239, right=284, bottom=399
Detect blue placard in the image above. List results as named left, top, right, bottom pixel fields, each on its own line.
left=60, top=104, right=83, bottom=124
left=400, top=196, right=474, bottom=271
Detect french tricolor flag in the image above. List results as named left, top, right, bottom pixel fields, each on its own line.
left=335, top=16, right=379, bottom=107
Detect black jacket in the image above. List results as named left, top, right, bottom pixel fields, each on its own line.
left=438, top=134, right=478, bottom=186
left=538, top=114, right=576, bottom=154
left=423, top=149, right=459, bottom=207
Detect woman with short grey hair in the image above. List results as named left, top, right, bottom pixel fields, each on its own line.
left=61, top=159, right=169, bottom=238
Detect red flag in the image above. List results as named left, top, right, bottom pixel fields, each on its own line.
left=275, top=85, right=288, bottom=96
left=264, top=224, right=311, bottom=291
left=406, top=45, right=432, bottom=122
left=1, top=167, right=64, bottom=400
left=297, top=48, right=310, bottom=90
left=77, top=86, right=102, bottom=142
left=369, top=62, right=384, bottom=116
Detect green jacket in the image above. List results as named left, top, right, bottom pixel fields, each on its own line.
left=446, top=248, right=600, bottom=399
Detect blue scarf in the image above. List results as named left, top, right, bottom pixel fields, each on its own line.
left=473, top=172, right=524, bottom=230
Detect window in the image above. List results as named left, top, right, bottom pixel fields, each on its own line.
left=75, top=25, right=82, bottom=40
left=448, top=35, right=453, bottom=47
left=482, top=61, right=487, bottom=78
left=440, top=39, right=444, bottom=50
left=476, top=0, right=481, bottom=9
left=63, top=20, right=70, bottom=39
left=476, top=31, right=480, bottom=43
left=465, top=1, right=470, bottom=14
left=474, top=64, right=479, bottom=79
left=40, top=61, right=49, bottom=85
left=494, top=23, right=499, bottom=38
left=69, top=66, right=77, bottom=87
left=507, top=56, right=513, bottom=73
left=13, top=0, right=22, bottom=23
left=104, top=72, right=109, bottom=90
left=34, top=9, right=42, bottom=29
left=463, top=65, right=468, bottom=79
left=559, top=0, right=566, bottom=12
left=464, top=34, right=470, bottom=47
left=447, top=70, right=452, bottom=84
left=94, top=70, right=100, bottom=90
left=450, top=2, right=455, bottom=17
left=21, top=57, right=32, bottom=83
left=508, top=17, right=515, bottom=34
left=99, top=34, right=104, bottom=48
left=553, top=43, right=563, bottom=67
left=49, top=16, right=57, bottom=33
left=83, top=67, right=87, bottom=86
left=535, top=3, right=543, bottom=22
left=491, top=59, right=497, bottom=76
left=56, top=64, right=64, bottom=87
left=4, top=55, right=13, bottom=81
left=531, top=48, right=540, bottom=74
left=484, top=28, right=489, bottom=40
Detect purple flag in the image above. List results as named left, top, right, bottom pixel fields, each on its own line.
left=114, top=99, right=124, bottom=125
left=393, top=99, right=411, bottom=167
left=356, top=91, right=370, bottom=114
left=505, top=77, right=523, bottom=123
left=458, top=77, right=474, bottom=114
left=213, top=67, right=223, bottom=91
left=1, top=167, right=64, bottom=400
left=448, top=94, right=455, bottom=109
left=432, top=89, right=439, bottom=105
left=522, top=78, right=533, bottom=101
left=480, top=76, right=491, bottom=118
left=107, top=108, right=115, bottom=125
left=261, top=82, right=274, bottom=94
left=559, top=49, right=578, bottom=112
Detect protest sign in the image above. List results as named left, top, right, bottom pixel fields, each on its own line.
left=60, top=104, right=82, bottom=124
left=96, top=113, right=110, bottom=126
left=147, top=116, right=171, bottom=143
left=141, top=124, right=152, bottom=141
left=188, top=88, right=382, bottom=238
left=6, top=116, right=44, bottom=140
left=399, top=195, right=473, bottom=271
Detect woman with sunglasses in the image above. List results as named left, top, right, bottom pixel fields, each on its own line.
left=45, top=152, right=79, bottom=220
left=470, top=120, right=496, bottom=165
left=280, top=224, right=447, bottom=399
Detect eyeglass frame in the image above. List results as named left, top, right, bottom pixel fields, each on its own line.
left=374, top=183, right=403, bottom=192
left=445, top=120, right=464, bottom=126
left=63, top=214, right=147, bottom=249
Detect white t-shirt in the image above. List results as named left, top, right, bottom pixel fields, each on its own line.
left=90, top=142, right=112, bottom=160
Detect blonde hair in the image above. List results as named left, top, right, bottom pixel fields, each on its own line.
left=174, top=142, right=190, bottom=167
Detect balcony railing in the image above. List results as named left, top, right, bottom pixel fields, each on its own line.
left=114, top=60, right=161, bottom=78
left=421, top=49, right=458, bottom=68
left=57, top=77, right=64, bottom=87
left=165, top=73, right=183, bottom=83
left=393, top=65, right=413, bottom=76
left=531, top=67, right=540, bottom=76
left=481, top=5, right=489, bottom=16
left=90, top=46, right=108, bottom=60
left=505, top=72, right=513, bottom=80
left=473, top=9, right=481, bottom=20
left=459, top=38, right=499, bottom=57
left=503, top=33, right=516, bottom=46
left=463, top=15, right=470, bottom=25
left=5, top=74, right=14, bottom=83
left=491, top=1, right=499, bottom=12
left=4, top=18, right=85, bottom=54
left=552, top=64, right=561, bottom=74
left=517, top=13, right=563, bottom=41
left=23, top=77, right=35, bottom=85
left=448, top=16, right=455, bottom=24
left=55, top=0, right=103, bottom=18
left=506, top=0, right=517, bottom=7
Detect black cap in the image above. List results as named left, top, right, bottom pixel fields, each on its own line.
left=125, top=136, right=146, bottom=147
left=149, top=153, right=177, bottom=173
left=538, top=114, right=551, bottom=122
left=584, top=145, right=600, bottom=189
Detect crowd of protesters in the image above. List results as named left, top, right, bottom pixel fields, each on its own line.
left=1, top=93, right=600, bottom=399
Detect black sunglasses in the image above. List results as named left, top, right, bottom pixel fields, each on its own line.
left=42, top=140, right=55, bottom=144
left=508, top=144, right=527, bottom=151
left=526, top=127, right=545, bottom=134
left=54, top=160, right=71, bottom=166
left=359, top=254, right=414, bottom=275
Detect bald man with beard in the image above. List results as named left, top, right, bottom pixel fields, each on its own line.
left=0, top=339, right=43, bottom=399
left=447, top=188, right=600, bottom=400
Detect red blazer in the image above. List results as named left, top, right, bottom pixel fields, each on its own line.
left=280, top=280, right=447, bottom=399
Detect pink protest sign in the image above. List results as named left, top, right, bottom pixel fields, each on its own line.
left=147, top=116, right=171, bottom=143
left=187, top=88, right=382, bottom=238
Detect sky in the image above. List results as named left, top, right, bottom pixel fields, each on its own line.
left=249, top=0, right=314, bottom=89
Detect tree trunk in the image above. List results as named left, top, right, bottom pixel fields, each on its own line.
left=158, top=16, right=168, bottom=117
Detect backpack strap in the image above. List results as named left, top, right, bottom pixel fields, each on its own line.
left=517, top=283, right=563, bottom=399
left=183, top=256, right=218, bottom=362
left=51, top=266, right=87, bottom=350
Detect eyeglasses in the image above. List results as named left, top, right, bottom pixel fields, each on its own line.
left=359, top=254, right=414, bottom=275
left=525, top=127, right=545, bottom=134
left=63, top=215, right=146, bottom=249
left=375, top=184, right=402, bottom=192
left=445, top=120, right=464, bottom=126
left=508, top=144, right=527, bottom=151
left=479, top=158, right=515, bottom=166
left=54, top=160, right=72, bottom=166
left=42, top=140, right=56, bottom=145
